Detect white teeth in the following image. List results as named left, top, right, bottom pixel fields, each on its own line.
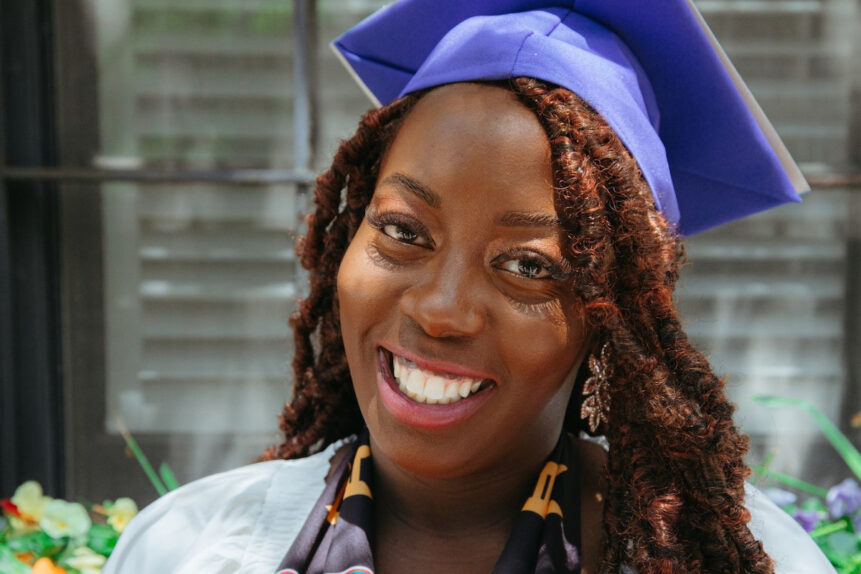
left=390, top=353, right=490, bottom=405
left=458, top=380, right=471, bottom=398
left=444, top=382, right=461, bottom=402
left=424, top=376, right=445, bottom=402
left=406, top=369, right=425, bottom=397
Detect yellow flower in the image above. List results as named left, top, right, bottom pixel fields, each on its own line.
left=8, top=515, right=40, bottom=533
left=11, top=481, right=52, bottom=521
left=106, top=497, right=138, bottom=533
left=66, top=546, right=107, bottom=574
left=39, top=499, right=92, bottom=539
left=31, top=557, right=67, bottom=574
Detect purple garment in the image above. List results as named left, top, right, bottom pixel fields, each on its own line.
left=333, top=0, right=806, bottom=235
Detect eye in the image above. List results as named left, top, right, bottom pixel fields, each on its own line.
left=493, top=247, right=565, bottom=281
left=366, top=210, right=432, bottom=248
left=382, top=223, right=418, bottom=243
left=498, top=257, right=553, bottom=280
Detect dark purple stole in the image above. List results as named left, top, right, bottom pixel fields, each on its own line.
left=276, top=430, right=581, bottom=574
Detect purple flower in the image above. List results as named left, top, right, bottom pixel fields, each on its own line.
left=826, top=478, right=861, bottom=518
left=763, top=488, right=797, bottom=507
left=792, top=509, right=824, bottom=533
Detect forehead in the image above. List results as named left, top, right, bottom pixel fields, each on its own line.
left=378, top=83, right=555, bottom=212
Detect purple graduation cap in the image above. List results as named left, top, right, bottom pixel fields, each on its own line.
left=332, top=0, right=808, bottom=235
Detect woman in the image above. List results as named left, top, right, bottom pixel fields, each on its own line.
left=103, top=2, right=834, bottom=573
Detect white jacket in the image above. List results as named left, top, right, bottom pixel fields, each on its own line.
left=103, top=438, right=836, bottom=574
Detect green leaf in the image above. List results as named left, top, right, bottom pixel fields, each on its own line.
left=827, top=531, right=859, bottom=558
left=115, top=417, right=167, bottom=496
left=750, top=464, right=829, bottom=497
left=0, top=546, right=30, bottom=574
left=802, top=497, right=829, bottom=513
left=4, top=531, right=63, bottom=555
left=159, top=462, right=180, bottom=491
left=753, top=396, right=861, bottom=482
left=812, top=517, right=852, bottom=540
left=87, top=523, right=119, bottom=556
left=752, top=450, right=778, bottom=487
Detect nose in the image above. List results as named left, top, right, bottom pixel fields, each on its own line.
left=398, top=254, right=486, bottom=339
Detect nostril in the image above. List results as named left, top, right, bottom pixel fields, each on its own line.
left=399, top=285, right=485, bottom=339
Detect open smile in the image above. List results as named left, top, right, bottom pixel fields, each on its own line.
left=376, top=346, right=497, bottom=429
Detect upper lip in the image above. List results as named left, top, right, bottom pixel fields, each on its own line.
left=381, top=343, right=498, bottom=383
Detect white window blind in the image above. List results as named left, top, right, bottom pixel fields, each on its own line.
left=99, top=1, right=306, bottom=441
left=681, top=0, right=856, bottom=474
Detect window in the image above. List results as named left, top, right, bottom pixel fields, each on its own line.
left=2, top=0, right=859, bottom=505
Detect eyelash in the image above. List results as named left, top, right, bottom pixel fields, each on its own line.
left=366, top=211, right=432, bottom=249
left=366, top=210, right=568, bottom=284
left=502, top=293, right=561, bottom=315
left=491, top=247, right=566, bottom=282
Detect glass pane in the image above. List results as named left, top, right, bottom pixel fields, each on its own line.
left=699, top=0, right=857, bottom=165
left=95, top=0, right=295, bottom=170
left=103, top=182, right=297, bottom=436
left=679, top=191, right=852, bottom=481
left=316, top=0, right=391, bottom=170
left=58, top=0, right=394, bottom=506
left=682, top=0, right=859, bottom=484
left=61, top=181, right=299, bottom=504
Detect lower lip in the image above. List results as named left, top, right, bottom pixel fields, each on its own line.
left=376, top=348, right=496, bottom=430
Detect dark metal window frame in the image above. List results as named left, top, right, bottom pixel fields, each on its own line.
left=0, top=0, right=66, bottom=496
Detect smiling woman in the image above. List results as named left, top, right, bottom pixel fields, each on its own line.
left=339, top=85, right=588, bottom=483
left=265, top=76, right=784, bottom=574
left=334, top=85, right=594, bottom=573
left=101, top=1, right=837, bottom=574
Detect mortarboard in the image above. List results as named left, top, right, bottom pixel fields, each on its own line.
left=331, top=0, right=808, bottom=235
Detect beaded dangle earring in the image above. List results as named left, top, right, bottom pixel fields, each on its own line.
left=580, top=342, right=612, bottom=433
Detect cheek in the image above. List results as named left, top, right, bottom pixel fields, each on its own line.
left=337, top=238, right=371, bottom=344
left=336, top=229, right=399, bottom=354
left=500, top=304, right=587, bottom=398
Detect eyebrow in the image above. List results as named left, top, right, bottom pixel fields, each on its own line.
left=379, top=173, right=441, bottom=208
left=379, top=172, right=561, bottom=228
left=498, top=211, right=562, bottom=228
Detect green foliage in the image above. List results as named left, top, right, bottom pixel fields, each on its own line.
left=753, top=395, right=861, bottom=572
left=0, top=546, right=31, bottom=574
left=753, top=395, right=861, bottom=481
left=159, top=463, right=180, bottom=492
left=116, top=417, right=180, bottom=495
left=87, top=523, right=120, bottom=556
left=3, top=531, right=63, bottom=557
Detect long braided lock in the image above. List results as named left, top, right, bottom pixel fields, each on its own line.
left=263, top=78, right=774, bottom=573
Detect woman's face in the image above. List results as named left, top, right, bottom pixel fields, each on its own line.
left=337, top=83, right=590, bottom=479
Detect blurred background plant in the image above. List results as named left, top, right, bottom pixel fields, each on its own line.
left=0, top=423, right=176, bottom=573
left=754, top=396, right=861, bottom=573
left=0, top=481, right=135, bottom=574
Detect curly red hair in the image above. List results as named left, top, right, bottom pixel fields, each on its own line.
left=263, top=78, right=774, bottom=573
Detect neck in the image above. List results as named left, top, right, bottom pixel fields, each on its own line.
left=369, top=435, right=549, bottom=538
